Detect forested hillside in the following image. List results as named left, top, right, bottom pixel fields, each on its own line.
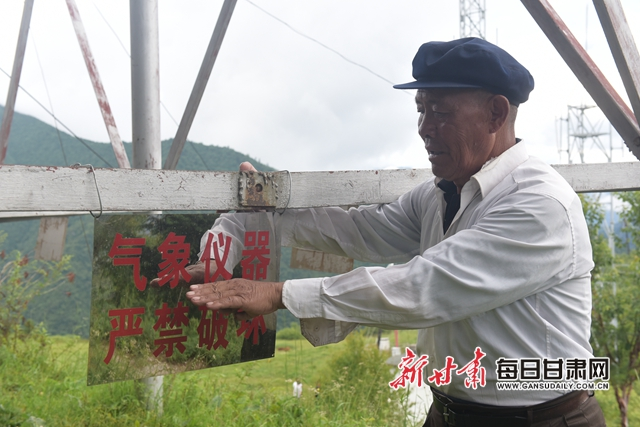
left=0, top=105, right=274, bottom=171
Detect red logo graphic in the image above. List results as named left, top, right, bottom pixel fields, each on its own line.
left=389, top=348, right=430, bottom=390
left=389, top=347, right=488, bottom=389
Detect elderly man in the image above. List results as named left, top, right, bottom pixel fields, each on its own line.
left=185, top=38, right=606, bottom=425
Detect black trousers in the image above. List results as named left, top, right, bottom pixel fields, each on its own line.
left=423, top=392, right=607, bottom=427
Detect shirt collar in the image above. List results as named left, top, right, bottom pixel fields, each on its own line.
left=434, top=140, right=529, bottom=198
left=473, top=140, right=528, bottom=197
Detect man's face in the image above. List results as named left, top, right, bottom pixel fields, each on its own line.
left=416, top=89, right=496, bottom=189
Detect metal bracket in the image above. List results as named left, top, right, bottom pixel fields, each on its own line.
left=238, top=171, right=278, bottom=208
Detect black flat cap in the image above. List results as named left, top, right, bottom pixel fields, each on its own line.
left=393, top=37, right=534, bottom=106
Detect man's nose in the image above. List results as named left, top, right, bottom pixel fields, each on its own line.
left=418, top=114, right=435, bottom=140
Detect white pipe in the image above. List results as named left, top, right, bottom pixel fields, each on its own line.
left=130, top=0, right=163, bottom=414
left=131, top=0, right=161, bottom=170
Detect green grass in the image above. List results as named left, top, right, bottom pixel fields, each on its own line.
left=594, top=387, right=640, bottom=427
left=1, top=329, right=637, bottom=426
left=0, top=330, right=412, bottom=427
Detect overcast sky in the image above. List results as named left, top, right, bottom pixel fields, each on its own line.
left=1, top=0, right=639, bottom=172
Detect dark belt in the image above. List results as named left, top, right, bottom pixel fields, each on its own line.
left=431, top=389, right=591, bottom=427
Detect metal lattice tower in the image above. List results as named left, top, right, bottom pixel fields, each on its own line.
left=559, top=105, right=611, bottom=164
left=460, top=0, right=486, bottom=39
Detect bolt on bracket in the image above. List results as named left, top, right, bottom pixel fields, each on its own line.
left=238, top=171, right=278, bottom=208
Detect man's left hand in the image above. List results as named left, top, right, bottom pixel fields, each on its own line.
left=186, top=279, right=286, bottom=320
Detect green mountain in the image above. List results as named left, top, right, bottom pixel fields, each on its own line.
left=0, top=105, right=311, bottom=336
left=0, top=105, right=274, bottom=171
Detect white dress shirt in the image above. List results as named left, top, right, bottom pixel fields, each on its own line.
left=201, top=142, right=594, bottom=406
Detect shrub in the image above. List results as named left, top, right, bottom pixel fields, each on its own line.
left=319, top=331, right=407, bottom=425
left=0, top=233, right=73, bottom=348
left=276, top=323, right=304, bottom=340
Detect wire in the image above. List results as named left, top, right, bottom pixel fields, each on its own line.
left=244, top=0, right=412, bottom=96
left=20, top=36, right=98, bottom=257
left=92, top=1, right=211, bottom=171
left=32, top=37, right=69, bottom=167
left=186, top=140, right=211, bottom=170
left=33, top=35, right=99, bottom=256
left=91, top=2, right=130, bottom=57
left=0, top=66, right=115, bottom=167
left=94, top=1, right=407, bottom=171
left=72, top=163, right=103, bottom=219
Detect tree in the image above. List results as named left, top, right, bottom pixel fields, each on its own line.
left=0, top=232, right=74, bottom=349
left=580, top=194, right=612, bottom=274
left=584, top=194, right=640, bottom=427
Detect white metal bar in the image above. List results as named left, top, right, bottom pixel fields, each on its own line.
left=130, top=0, right=161, bottom=170
left=0, top=0, right=34, bottom=164
left=164, top=0, right=238, bottom=170
left=0, top=164, right=637, bottom=215
left=520, top=0, right=640, bottom=160
left=552, top=162, right=640, bottom=193
left=130, top=0, right=163, bottom=412
left=592, top=0, right=640, bottom=129
left=0, top=211, right=88, bottom=222
left=66, top=0, right=130, bottom=169
left=285, top=169, right=434, bottom=208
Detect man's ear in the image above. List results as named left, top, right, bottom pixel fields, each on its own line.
left=487, top=95, right=510, bottom=134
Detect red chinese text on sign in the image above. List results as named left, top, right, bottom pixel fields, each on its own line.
left=237, top=316, right=267, bottom=345
left=456, top=347, right=487, bottom=389
left=197, top=306, right=229, bottom=350
left=153, top=302, right=190, bottom=358
left=108, top=233, right=147, bottom=291
left=200, top=232, right=233, bottom=282
left=241, top=231, right=270, bottom=281
left=235, top=230, right=271, bottom=345
left=156, top=232, right=191, bottom=288
left=104, top=307, right=145, bottom=364
left=389, top=347, right=430, bottom=390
